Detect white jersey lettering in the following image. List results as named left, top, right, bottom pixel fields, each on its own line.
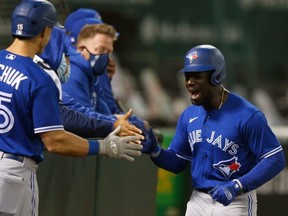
left=190, top=129, right=239, bottom=155
left=0, top=64, right=28, bottom=90
left=223, top=139, right=235, bottom=151
left=206, top=130, right=215, bottom=143
left=188, top=130, right=202, bottom=151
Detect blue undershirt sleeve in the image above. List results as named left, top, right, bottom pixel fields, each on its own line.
left=238, top=150, right=285, bottom=192
left=151, top=148, right=190, bottom=174
left=60, top=104, right=114, bottom=138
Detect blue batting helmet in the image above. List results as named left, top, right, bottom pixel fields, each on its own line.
left=179, top=44, right=226, bottom=85
left=11, top=0, right=58, bottom=37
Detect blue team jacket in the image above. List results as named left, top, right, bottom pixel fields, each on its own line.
left=62, top=54, right=121, bottom=115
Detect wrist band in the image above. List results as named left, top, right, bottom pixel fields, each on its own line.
left=233, top=179, right=243, bottom=194
left=150, top=145, right=161, bottom=158
left=88, top=140, right=99, bottom=155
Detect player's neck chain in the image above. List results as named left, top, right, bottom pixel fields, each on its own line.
left=218, top=85, right=229, bottom=109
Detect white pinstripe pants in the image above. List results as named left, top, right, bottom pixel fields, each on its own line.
left=185, top=189, right=257, bottom=216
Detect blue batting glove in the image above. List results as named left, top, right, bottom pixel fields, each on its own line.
left=129, top=119, right=160, bottom=155
left=141, top=128, right=159, bottom=154
left=210, top=180, right=242, bottom=206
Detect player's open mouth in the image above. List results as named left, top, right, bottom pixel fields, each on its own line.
left=190, top=90, right=200, bottom=100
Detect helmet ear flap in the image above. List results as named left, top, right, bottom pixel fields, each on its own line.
left=209, top=71, right=217, bottom=85
left=210, top=58, right=226, bottom=85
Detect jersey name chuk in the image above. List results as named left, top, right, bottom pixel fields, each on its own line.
left=188, top=130, right=239, bottom=155
left=0, top=64, right=28, bottom=90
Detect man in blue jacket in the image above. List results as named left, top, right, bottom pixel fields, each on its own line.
left=39, top=26, right=143, bottom=138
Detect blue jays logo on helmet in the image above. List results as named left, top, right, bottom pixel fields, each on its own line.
left=213, top=156, right=241, bottom=178
left=186, top=52, right=198, bottom=64
left=179, top=44, right=226, bottom=85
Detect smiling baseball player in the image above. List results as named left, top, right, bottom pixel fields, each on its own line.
left=142, top=44, right=285, bottom=216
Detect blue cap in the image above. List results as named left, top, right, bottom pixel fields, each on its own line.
left=64, top=8, right=102, bottom=34
left=69, top=17, right=103, bottom=44
left=65, top=7, right=120, bottom=43
left=64, top=39, right=79, bottom=56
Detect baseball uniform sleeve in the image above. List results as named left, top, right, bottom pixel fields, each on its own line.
left=33, top=79, right=64, bottom=133
left=242, top=111, right=283, bottom=161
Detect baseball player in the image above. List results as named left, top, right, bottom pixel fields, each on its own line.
left=0, top=1, right=142, bottom=215
left=142, top=45, right=285, bottom=215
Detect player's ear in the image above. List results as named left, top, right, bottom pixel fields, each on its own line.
left=40, top=26, right=52, bottom=38
left=78, top=45, right=85, bottom=52
left=77, top=45, right=87, bottom=58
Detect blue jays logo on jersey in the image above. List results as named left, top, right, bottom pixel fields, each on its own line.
left=186, top=52, right=198, bottom=64
left=213, top=156, right=241, bottom=178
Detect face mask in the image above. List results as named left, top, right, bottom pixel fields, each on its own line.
left=57, top=53, right=71, bottom=83
left=86, top=48, right=110, bottom=76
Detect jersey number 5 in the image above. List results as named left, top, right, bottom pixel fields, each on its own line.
left=0, top=91, right=15, bottom=133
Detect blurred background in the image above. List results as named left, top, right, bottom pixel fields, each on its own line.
left=1, top=0, right=288, bottom=215
left=2, top=0, right=288, bottom=126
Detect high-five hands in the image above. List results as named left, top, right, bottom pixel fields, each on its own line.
left=99, top=126, right=143, bottom=162
left=114, top=109, right=144, bottom=140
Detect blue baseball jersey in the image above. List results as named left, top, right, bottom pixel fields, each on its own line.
left=0, top=50, right=64, bottom=163
left=169, top=92, right=283, bottom=189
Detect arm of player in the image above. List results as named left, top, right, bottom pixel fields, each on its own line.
left=40, top=126, right=143, bottom=162
left=141, top=128, right=189, bottom=173
left=210, top=150, right=285, bottom=206
left=60, top=103, right=114, bottom=138
left=238, top=150, right=285, bottom=192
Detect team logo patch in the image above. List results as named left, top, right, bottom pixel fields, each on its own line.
left=186, top=52, right=198, bottom=64
left=16, top=24, right=24, bottom=35
left=5, top=54, right=16, bottom=60
left=213, top=156, right=241, bottom=178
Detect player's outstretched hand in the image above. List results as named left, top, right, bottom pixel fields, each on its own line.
left=99, top=126, right=143, bottom=162
left=141, top=128, right=161, bottom=155
left=209, top=180, right=242, bottom=206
